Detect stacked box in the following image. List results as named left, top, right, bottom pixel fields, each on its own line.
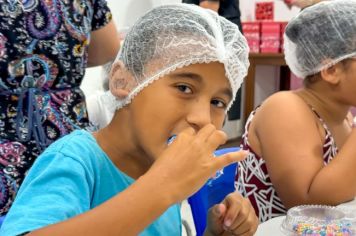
left=260, top=22, right=280, bottom=53
left=242, top=21, right=289, bottom=54
left=242, top=22, right=261, bottom=53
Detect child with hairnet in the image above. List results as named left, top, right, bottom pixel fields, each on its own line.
left=237, top=0, right=356, bottom=222
left=0, top=4, right=258, bottom=236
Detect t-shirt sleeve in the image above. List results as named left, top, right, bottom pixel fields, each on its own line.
left=92, top=0, right=113, bottom=31
left=0, top=152, right=94, bottom=236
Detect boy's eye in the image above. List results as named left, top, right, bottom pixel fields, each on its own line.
left=176, top=84, right=193, bottom=94
left=211, top=99, right=227, bottom=109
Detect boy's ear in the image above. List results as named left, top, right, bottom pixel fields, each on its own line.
left=109, top=61, right=137, bottom=99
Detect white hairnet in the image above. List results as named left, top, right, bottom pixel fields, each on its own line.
left=103, top=3, right=249, bottom=112
left=284, top=0, right=356, bottom=79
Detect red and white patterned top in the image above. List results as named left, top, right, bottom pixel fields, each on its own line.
left=236, top=106, right=338, bottom=222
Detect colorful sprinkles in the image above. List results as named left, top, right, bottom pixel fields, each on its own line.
left=293, top=222, right=353, bottom=236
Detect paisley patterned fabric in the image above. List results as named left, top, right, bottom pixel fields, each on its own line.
left=0, top=0, right=112, bottom=215
left=236, top=106, right=338, bottom=222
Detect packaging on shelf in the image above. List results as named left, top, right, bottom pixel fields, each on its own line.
left=260, top=21, right=280, bottom=53
left=242, top=20, right=289, bottom=54
left=255, top=2, right=274, bottom=21
left=242, top=22, right=261, bottom=53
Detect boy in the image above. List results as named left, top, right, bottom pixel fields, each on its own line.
left=0, top=4, right=258, bottom=235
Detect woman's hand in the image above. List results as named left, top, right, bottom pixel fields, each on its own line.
left=204, top=192, right=259, bottom=236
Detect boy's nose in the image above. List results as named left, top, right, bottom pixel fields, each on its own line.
left=185, top=101, right=212, bottom=132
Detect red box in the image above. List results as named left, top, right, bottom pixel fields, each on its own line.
left=247, top=39, right=260, bottom=53
left=280, top=22, right=288, bottom=36
left=260, top=22, right=281, bottom=52
left=256, top=2, right=274, bottom=21
left=260, top=22, right=281, bottom=53
left=261, top=22, right=280, bottom=32
left=243, top=22, right=261, bottom=40
left=243, top=21, right=285, bottom=53
left=242, top=22, right=261, bottom=33
left=279, top=22, right=288, bottom=51
left=260, top=39, right=280, bottom=53
left=242, top=22, right=261, bottom=53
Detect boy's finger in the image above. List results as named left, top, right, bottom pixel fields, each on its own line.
left=220, top=196, right=241, bottom=230
left=229, top=198, right=251, bottom=230
left=211, top=203, right=226, bottom=219
left=206, top=203, right=226, bottom=234
left=206, top=130, right=228, bottom=150
left=231, top=209, right=258, bottom=236
left=179, top=126, right=196, bottom=136
left=195, top=124, right=217, bottom=142
left=214, top=151, right=248, bottom=170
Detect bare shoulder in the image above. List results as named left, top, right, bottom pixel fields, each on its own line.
left=247, top=91, right=323, bottom=157
left=253, top=91, right=316, bottom=130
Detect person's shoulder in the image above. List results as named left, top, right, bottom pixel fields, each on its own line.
left=254, top=91, right=315, bottom=126
left=261, top=91, right=309, bottom=113
left=42, top=130, right=100, bottom=162
left=46, top=130, right=94, bottom=150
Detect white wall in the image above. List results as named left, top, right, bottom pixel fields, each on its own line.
left=108, top=0, right=181, bottom=29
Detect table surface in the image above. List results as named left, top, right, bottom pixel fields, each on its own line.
left=255, top=198, right=356, bottom=236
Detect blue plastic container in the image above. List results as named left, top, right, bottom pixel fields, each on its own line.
left=187, top=147, right=239, bottom=236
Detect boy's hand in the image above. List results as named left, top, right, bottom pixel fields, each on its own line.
left=146, top=124, right=248, bottom=203
left=204, top=193, right=258, bottom=236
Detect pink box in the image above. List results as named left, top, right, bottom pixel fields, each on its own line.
left=261, top=22, right=280, bottom=34
left=260, top=39, right=280, bottom=53
left=261, top=22, right=281, bottom=46
left=243, top=22, right=261, bottom=53
left=247, top=39, right=260, bottom=53
left=242, top=22, right=261, bottom=33
left=244, top=32, right=260, bottom=40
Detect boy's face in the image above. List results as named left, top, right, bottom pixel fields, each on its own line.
left=125, top=62, right=232, bottom=161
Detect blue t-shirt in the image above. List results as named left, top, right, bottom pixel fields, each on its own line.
left=0, top=130, right=181, bottom=236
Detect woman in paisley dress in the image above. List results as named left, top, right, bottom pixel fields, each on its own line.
left=0, top=0, right=119, bottom=215
left=236, top=0, right=356, bottom=222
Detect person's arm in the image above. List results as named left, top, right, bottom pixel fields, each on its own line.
left=2, top=126, right=246, bottom=235
left=283, top=0, right=324, bottom=9
left=87, top=20, right=120, bottom=67
left=252, top=92, right=356, bottom=209
left=28, top=173, right=175, bottom=236
left=0, top=151, right=172, bottom=236
left=199, top=0, right=220, bottom=12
